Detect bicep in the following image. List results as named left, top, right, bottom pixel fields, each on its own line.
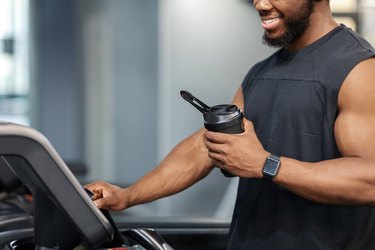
left=335, top=58, right=375, bottom=160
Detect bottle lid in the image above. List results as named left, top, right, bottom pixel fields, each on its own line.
left=204, top=104, right=242, bottom=126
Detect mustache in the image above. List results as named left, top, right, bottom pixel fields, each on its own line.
left=258, top=10, right=270, bottom=17
left=258, top=10, right=281, bottom=18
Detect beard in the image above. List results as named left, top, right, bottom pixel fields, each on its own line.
left=263, top=0, right=315, bottom=48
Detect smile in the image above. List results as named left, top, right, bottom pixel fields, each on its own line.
left=262, top=17, right=280, bottom=24
left=261, top=17, right=281, bottom=31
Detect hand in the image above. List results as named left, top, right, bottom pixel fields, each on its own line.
left=204, top=118, right=269, bottom=178
left=85, top=181, right=128, bottom=211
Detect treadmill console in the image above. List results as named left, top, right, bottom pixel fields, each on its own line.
left=0, top=122, right=173, bottom=250
left=0, top=122, right=114, bottom=249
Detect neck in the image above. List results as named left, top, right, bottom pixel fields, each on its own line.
left=285, top=1, right=339, bottom=51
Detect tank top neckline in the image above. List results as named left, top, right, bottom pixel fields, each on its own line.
left=280, top=24, right=346, bottom=60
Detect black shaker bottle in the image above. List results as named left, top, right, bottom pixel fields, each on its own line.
left=180, top=90, right=244, bottom=177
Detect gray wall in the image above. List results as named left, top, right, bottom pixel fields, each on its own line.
left=32, top=0, right=273, bottom=216
left=111, top=1, right=159, bottom=183
left=33, top=0, right=85, bottom=164
left=156, top=0, right=273, bottom=215
left=78, top=0, right=159, bottom=183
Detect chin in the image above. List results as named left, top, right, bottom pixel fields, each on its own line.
left=265, top=27, right=286, bottom=40
left=264, top=33, right=284, bottom=42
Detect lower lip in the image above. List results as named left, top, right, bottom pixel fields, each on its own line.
left=261, top=18, right=281, bottom=31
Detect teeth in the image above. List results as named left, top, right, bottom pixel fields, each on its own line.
left=263, top=18, right=279, bottom=24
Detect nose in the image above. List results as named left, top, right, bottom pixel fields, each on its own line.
left=254, top=0, right=273, bottom=11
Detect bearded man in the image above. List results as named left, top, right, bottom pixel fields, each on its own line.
left=87, top=0, right=375, bottom=248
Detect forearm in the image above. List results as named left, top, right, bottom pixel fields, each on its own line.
left=275, top=156, right=375, bottom=206
left=124, top=128, right=214, bottom=209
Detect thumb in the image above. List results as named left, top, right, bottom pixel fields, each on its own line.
left=243, top=118, right=254, bottom=131
left=93, top=198, right=106, bottom=209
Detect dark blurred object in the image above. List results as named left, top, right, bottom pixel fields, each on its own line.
left=0, top=156, right=33, bottom=232
left=0, top=156, right=27, bottom=194
left=2, top=37, right=14, bottom=55
left=114, top=215, right=230, bottom=250
left=66, top=161, right=88, bottom=176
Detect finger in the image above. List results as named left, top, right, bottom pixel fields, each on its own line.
left=207, top=151, right=226, bottom=165
left=93, top=197, right=106, bottom=209
left=216, top=161, right=226, bottom=169
left=91, top=189, right=103, bottom=200
left=243, top=118, right=254, bottom=132
left=205, top=140, right=226, bottom=154
left=204, top=131, right=227, bottom=144
left=84, top=184, right=104, bottom=199
left=84, top=183, right=95, bottom=191
left=94, top=196, right=124, bottom=211
left=84, top=181, right=104, bottom=192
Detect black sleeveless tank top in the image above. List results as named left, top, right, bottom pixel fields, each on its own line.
left=228, top=25, right=375, bottom=249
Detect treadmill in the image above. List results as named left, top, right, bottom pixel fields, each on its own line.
left=0, top=155, right=33, bottom=232
left=0, top=122, right=172, bottom=250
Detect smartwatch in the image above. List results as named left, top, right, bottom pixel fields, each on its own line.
left=262, top=154, right=281, bottom=181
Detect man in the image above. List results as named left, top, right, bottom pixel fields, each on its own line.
left=86, top=0, right=375, bottom=248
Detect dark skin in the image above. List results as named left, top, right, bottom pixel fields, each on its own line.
left=86, top=0, right=375, bottom=210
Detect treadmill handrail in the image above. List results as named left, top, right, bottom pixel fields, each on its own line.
left=0, top=228, right=33, bottom=247
left=0, top=122, right=114, bottom=247
left=0, top=215, right=33, bottom=231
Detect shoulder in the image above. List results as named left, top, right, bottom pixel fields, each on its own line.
left=338, top=57, right=375, bottom=112
left=343, top=26, right=374, bottom=52
left=323, top=25, right=374, bottom=54
left=314, top=26, right=375, bottom=89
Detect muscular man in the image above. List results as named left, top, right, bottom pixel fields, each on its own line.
left=86, top=0, right=375, bottom=248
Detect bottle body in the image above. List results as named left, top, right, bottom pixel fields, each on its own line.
left=179, top=90, right=244, bottom=178
left=203, top=104, right=244, bottom=177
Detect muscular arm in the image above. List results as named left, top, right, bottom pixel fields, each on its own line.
left=87, top=89, right=244, bottom=211
left=86, top=128, right=215, bottom=210
left=86, top=87, right=247, bottom=211
left=205, top=58, right=375, bottom=206
left=275, top=57, right=375, bottom=205
left=124, top=129, right=215, bottom=207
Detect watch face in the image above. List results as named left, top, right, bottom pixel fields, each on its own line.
left=263, top=156, right=280, bottom=179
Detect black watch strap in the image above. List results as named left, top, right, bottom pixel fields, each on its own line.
left=262, top=154, right=281, bottom=181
